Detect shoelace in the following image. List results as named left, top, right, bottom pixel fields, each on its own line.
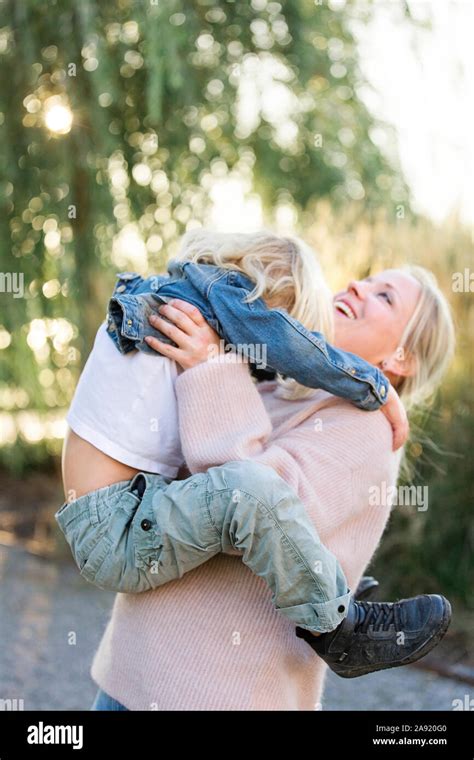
left=355, top=601, right=400, bottom=633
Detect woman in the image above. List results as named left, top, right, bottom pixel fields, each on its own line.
left=89, top=263, right=454, bottom=711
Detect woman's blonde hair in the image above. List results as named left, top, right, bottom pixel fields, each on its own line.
left=175, top=228, right=334, bottom=399
left=393, top=265, right=456, bottom=412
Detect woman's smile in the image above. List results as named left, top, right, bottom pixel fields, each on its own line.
left=334, top=297, right=358, bottom=320
left=332, top=270, right=422, bottom=366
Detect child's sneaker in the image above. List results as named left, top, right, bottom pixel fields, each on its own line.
left=354, top=575, right=379, bottom=601
left=295, top=594, right=451, bottom=678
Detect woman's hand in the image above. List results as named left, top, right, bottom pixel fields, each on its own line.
left=380, top=385, right=410, bottom=451
left=145, top=299, right=223, bottom=370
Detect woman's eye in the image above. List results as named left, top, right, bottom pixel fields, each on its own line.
left=378, top=291, right=392, bottom=305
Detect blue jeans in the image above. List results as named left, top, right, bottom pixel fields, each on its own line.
left=91, top=688, right=129, bottom=711
left=55, top=459, right=351, bottom=633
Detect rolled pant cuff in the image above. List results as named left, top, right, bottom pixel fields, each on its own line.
left=278, top=589, right=352, bottom=633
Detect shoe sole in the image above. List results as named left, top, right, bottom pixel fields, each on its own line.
left=333, top=595, right=452, bottom=679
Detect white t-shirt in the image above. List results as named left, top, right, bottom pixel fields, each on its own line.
left=66, top=323, right=184, bottom=477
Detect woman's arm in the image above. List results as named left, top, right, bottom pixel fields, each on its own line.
left=145, top=296, right=407, bottom=451
left=144, top=300, right=398, bottom=596
left=176, top=355, right=274, bottom=473
left=143, top=300, right=396, bottom=506
left=143, top=298, right=274, bottom=472
left=175, top=347, right=399, bottom=602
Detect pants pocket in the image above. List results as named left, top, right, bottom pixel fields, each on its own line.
left=79, top=533, right=114, bottom=584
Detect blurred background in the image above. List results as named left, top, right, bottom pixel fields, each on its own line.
left=0, top=0, right=472, bottom=709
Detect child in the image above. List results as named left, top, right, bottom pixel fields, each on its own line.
left=56, top=229, right=450, bottom=679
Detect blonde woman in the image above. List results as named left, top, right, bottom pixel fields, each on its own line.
left=58, top=230, right=455, bottom=709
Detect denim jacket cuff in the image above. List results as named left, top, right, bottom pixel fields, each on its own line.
left=107, top=296, right=138, bottom=352
left=354, top=370, right=390, bottom=411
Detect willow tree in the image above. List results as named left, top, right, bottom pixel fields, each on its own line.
left=0, top=0, right=411, bottom=468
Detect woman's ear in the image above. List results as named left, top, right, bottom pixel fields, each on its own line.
left=382, top=346, right=417, bottom=379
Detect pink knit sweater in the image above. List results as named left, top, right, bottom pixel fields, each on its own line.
left=90, top=355, right=400, bottom=710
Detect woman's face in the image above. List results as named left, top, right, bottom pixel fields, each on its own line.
left=332, top=269, right=422, bottom=368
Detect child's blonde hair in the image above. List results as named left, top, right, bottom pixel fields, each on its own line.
left=175, top=228, right=334, bottom=399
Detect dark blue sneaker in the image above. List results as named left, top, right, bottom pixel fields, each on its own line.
left=296, top=594, right=451, bottom=678
left=354, top=575, right=379, bottom=601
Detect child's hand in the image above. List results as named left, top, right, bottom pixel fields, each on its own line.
left=380, top=385, right=409, bottom=451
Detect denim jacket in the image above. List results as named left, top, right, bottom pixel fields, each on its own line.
left=106, top=259, right=389, bottom=411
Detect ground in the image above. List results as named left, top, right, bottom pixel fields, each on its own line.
left=0, top=544, right=467, bottom=711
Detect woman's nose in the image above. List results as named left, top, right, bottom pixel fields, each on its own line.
left=347, top=280, right=367, bottom=299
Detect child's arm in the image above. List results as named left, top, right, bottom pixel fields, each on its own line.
left=108, top=271, right=408, bottom=448
left=113, top=285, right=389, bottom=411
left=204, top=282, right=411, bottom=450
left=206, top=283, right=389, bottom=411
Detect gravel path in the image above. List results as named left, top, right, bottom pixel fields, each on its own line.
left=0, top=544, right=466, bottom=711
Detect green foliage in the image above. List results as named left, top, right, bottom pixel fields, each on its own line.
left=0, top=0, right=408, bottom=380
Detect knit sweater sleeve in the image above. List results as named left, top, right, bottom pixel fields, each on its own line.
left=175, top=355, right=395, bottom=506
left=175, top=357, right=299, bottom=502
left=175, top=355, right=273, bottom=472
